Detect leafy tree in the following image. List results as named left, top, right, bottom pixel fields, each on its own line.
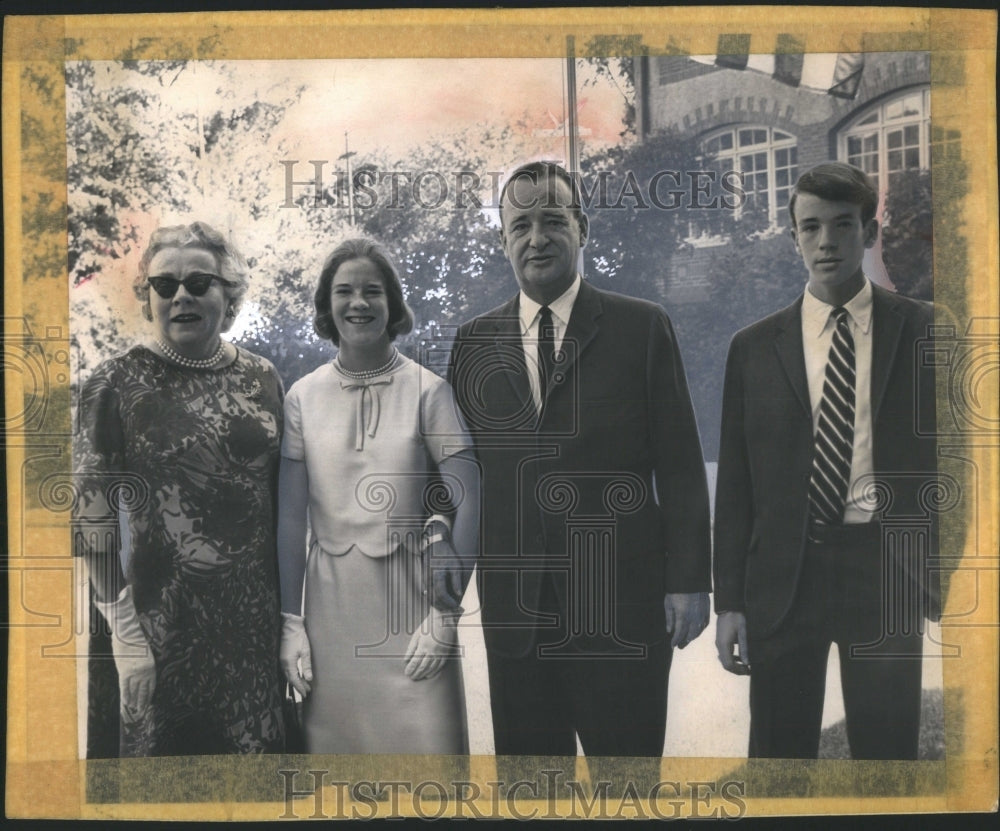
left=927, top=130, right=968, bottom=322
left=583, top=128, right=713, bottom=300
left=353, top=129, right=517, bottom=330
left=881, top=169, right=933, bottom=301
left=691, top=230, right=804, bottom=459
left=580, top=37, right=644, bottom=139
left=573, top=126, right=804, bottom=459
left=66, top=60, right=306, bottom=377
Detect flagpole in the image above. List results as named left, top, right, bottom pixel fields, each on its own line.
left=565, top=35, right=579, bottom=175
left=339, top=131, right=356, bottom=226
left=565, top=35, right=584, bottom=279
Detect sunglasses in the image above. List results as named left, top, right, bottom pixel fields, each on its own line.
left=147, top=274, right=236, bottom=298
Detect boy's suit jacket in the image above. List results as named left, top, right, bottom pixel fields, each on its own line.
left=714, top=284, right=940, bottom=638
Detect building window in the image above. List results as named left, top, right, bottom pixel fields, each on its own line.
left=702, top=126, right=798, bottom=225
left=838, top=86, right=931, bottom=195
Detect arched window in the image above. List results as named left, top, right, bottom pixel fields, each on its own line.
left=838, top=86, right=931, bottom=196
left=702, top=126, right=798, bottom=225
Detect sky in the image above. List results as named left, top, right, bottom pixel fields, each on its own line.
left=268, top=58, right=628, bottom=162
left=81, top=57, right=630, bottom=228
left=81, top=56, right=629, bottom=174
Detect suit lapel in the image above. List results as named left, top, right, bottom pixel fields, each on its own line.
left=870, top=285, right=905, bottom=421
left=772, top=297, right=811, bottom=417
left=489, top=282, right=603, bottom=424
left=547, top=280, right=601, bottom=407
left=490, top=296, right=534, bottom=414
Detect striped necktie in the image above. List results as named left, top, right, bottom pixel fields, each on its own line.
left=537, top=305, right=556, bottom=411
left=808, top=307, right=856, bottom=524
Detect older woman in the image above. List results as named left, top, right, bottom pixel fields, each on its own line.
left=74, top=221, right=285, bottom=756
left=277, top=237, right=479, bottom=754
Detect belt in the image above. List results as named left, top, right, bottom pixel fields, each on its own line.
left=806, top=519, right=881, bottom=546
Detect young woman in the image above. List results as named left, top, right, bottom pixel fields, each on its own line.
left=277, top=238, right=479, bottom=754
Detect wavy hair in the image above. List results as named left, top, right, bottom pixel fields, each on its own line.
left=788, top=162, right=879, bottom=228
left=133, top=221, right=249, bottom=332
left=313, top=238, right=414, bottom=345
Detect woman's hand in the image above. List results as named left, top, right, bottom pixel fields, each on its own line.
left=94, top=585, right=156, bottom=723
left=116, top=641, right=156, bottom=724
left=403, top=607, right=461, bottom=682
left=280, top=613, right=314, bottom=697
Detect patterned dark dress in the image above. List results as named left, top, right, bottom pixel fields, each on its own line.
left=75, top=345, right=285, bottom=757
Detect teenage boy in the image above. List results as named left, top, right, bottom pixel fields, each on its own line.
left=714, top=161, right=940, bottom=759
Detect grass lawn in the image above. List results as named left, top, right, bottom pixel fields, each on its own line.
left=818, top=688, right=945, bottom=760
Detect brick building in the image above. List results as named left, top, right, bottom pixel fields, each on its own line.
left=632, top=51, right=933, bottom=303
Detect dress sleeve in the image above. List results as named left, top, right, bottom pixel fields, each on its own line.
left=261, top=354, right=285, bottom=404
left=74, top=361, right=127, bottom=526
left=73, top=359, right=131, bottom=602
left=419, top=373, right=473, bottom=465
left=281, top=381, right=305, bottom=461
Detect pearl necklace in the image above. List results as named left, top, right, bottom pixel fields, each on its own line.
left=156, top=338, right=226, bottom=369
left=335, top=348, right=399, bottom=380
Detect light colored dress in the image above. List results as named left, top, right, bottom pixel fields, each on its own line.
left=282, top=354, right=471, bottom=754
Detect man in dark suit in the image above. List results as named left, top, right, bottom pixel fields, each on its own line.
left=448, top=161, right=711, bottom=758
left=714, top=161, right=940, bottom=759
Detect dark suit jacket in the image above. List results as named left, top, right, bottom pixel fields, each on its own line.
left=449, top=280, right=711, bottom=658
left=713, top=284, right=940, bottom=639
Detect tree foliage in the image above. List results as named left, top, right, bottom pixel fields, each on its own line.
left=881, top=169, right=933, bottom=302
left=580, top=37, right=643, bottom=138
left=577, top=127, right=805, bottom=458
left=67, top=61, right=309, bottom=376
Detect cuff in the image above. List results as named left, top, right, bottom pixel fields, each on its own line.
left=94, top=584, right=132, bottom=619
left=423, top=514, right=452, bottom=534
left=432, top=604, right=465, bottom=620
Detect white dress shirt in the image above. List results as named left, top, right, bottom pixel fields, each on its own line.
left=518, top=275, right=582, bottom=412
left=802, top=279, right=877, bottom=523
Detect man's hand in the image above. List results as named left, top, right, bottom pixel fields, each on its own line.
left=664, top=591, right=710, bottom=649
left=404, top=607, right=461, bottom=681
left=424, top=531, right=467, bottom=611
left=715, top=611, right=750, bottom=675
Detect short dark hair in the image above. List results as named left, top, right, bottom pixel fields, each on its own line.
left=788, top=161, right=879, bottom=228
left=313, top=237, right=414, bottom=345
left=498, top=160, right=586, bottom=227
left=134, top=221, right=249, bottom=331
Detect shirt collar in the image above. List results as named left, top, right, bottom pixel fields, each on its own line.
left=803, top=278, right=874, bottom=337
left=519, top=274, right=582, bottom=334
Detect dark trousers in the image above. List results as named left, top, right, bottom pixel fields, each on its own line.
left=486, top=576, right=671, bottom=758
left=748, top=522, right=924, bottom=760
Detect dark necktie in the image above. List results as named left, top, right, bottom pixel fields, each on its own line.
left=808, top=307, right=856, bottom=524
left=537, top=305, right=556, bottom=410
